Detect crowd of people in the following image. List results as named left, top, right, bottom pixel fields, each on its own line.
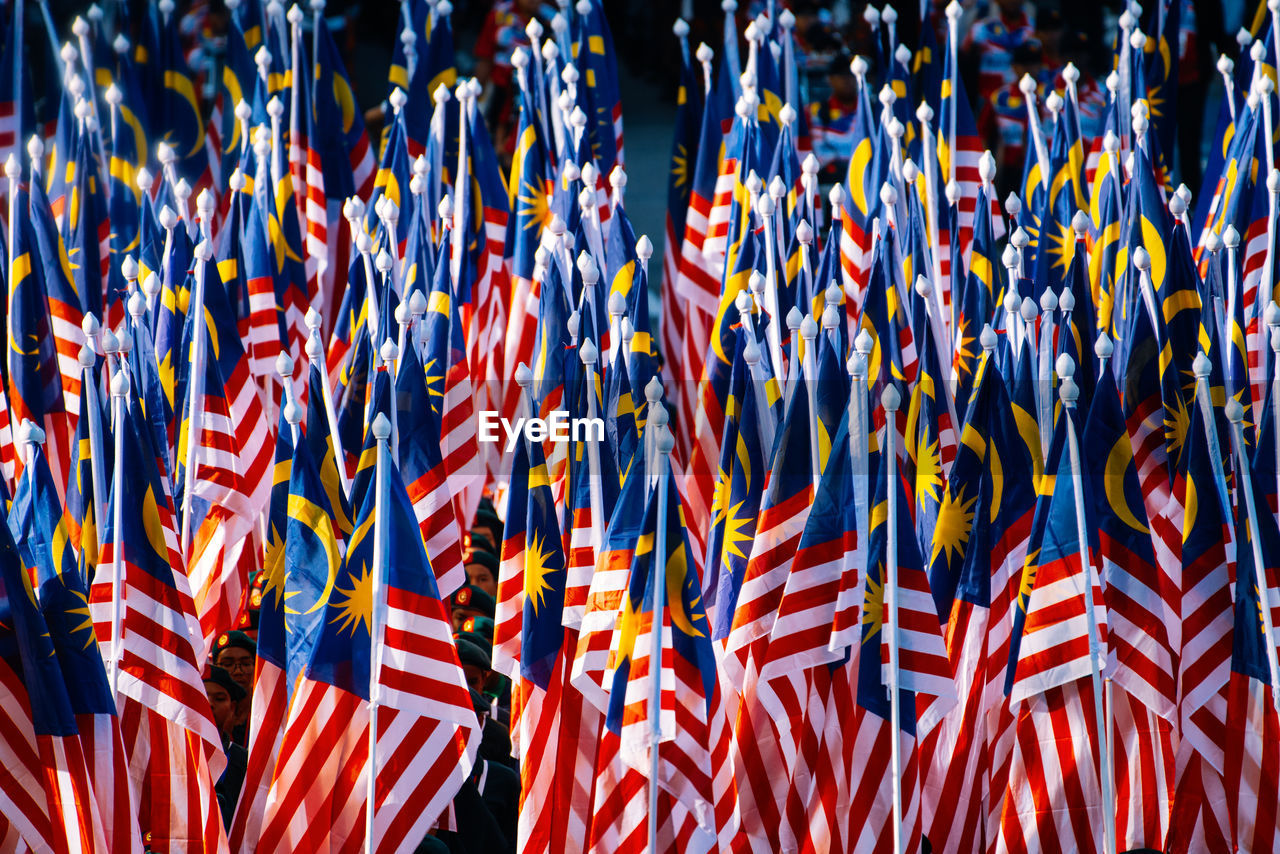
left=802, top=0, right=1232, bottom=197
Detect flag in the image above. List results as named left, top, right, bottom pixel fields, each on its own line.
left=258, top=429, right=478, bottom=852
left=8, top=183, right=71, bottom=495
left=1224, top=458, right=1280, bottom=853
left=1000, top=391, right=1111, bottom=852
left=0, top=488, right=109, bottom=854
left=19, top=436, right=140, bottom=853
left=281, top=420, right=344, bottom=695
left=395, top=320, right=465, bottom=597
left=705, top=334, right=765, bottom=630
left=937, top=26, right=982, bottom=260
left=88, top=393, right=227, bottom=853
left=228, top=404, right=293, bottom=853
left=597, top=469, right=733, bottom=852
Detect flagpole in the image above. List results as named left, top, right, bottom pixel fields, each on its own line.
left=108, top=367, right=129, bottom=701
left=1269, top=314, right=1280, bottom=504
left=648, top=423, right=674, bottom=854
left=917, top=105, right=945, bottom=316
left=1192, top=353, right=1232, bottom=517
left=944, top=1, right=960, bottom=185
left=1226, top=397, right=1280, bottom=711
left=1020, top=75, right=1050, bottom=194
left=451, top=81, right=470, bottom=287
left=1056, top=355, right=1115, bottom=854
left=580, top=339, right=607, bottom=562
left=366, top=412, right=392, bottom=854
left=757, top=192, right=786, bottom=385
left=304, top=311, right=351, bottom=498
left=1036, top=288, right=1057, bottom=459
left=801, top=314, right=820, bottom=480
left=180, top=240, right=213, bottom=558
left=849, top=349, right=868, bottom=545
left=881, top=383, right=904, bottom=854
left=78, top=339, right=108, bottom=558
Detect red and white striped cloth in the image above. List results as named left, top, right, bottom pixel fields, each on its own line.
left=674, top=187, right=721, bottom=317
left=0, top=658, right=57, bottom=854
left=698, top=147, right=740, bottom=280
left=244, top=213, right=285, bottom=382
left=1226, top=671, right=1280, bottom=853
left=184, top=360, right=260, bottom=663
left=227, top=654, right=286, bottom=854
left=90, top=547, right=228, bottom=853
left=405, top=450, right=466, bottom=596
left=997, top=680, right=1106, bottom=854
left=514, top=645, right=600, bottom=854
left=258, top=574, right=478, bottom=853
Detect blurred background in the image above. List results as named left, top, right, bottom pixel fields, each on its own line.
left=31, top=0, right=1255, bottom=273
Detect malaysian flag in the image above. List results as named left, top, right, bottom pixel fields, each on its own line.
left=395, top=316, right=465, bottom=597
left=1001, top=400, right=1111, bottom=852
left=573, top=0, right=624, bottom=174
left=8, top=183, right=71, bottom=497
left=704, top=333, right=766, bottom=630
left=597, top=467, right=735, bottom=852
left=725, top=368, right=814, bottom=847
left=423, top=232, right=481, bottom=527
left=749, top=414, right=861, bottom=851
left=0, top=496, right=111, bottom=853
left=1225, top=459, right=1280, bottom=853
left=661, top=25, right=705, bottom=464
left=568, top=450, right=648, bottom=711
left=936, top=24, right=982, bottom=263
left=174, top=322, right=256, bottom=662
left=29, top=177, right=86, bottom=444
left=228, top=404, right=293, bottom=853
left=919, top=350, right=1037, bottom=852
left=18, top=436, right=143, bottom=852
left=88, top=390, right=227, bottom=853
left=1167, top=396, right=1236, bottom=845
left=504, top=74, right=554, bottom=423
left=258, top=424, right=478, bottom=852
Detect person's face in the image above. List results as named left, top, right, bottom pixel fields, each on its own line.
left=216, top=648, right=255, bottom=691
left=205, top=683, right=233, bottom=733
left=452, top=607, right=482, bottom=632
left=466, top=563, right=497, bottom=597
left=463, top=664, right=488, bottom=695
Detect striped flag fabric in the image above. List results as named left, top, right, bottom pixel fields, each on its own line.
left=257, top=420, right=477, bottom=853
left=0, top=494, right=109, bottom=854
left=228, top=404, right=294, bottom=854
left=600, top=464, right=735, bottom=853
left=88, top=391, right=227, bottom=854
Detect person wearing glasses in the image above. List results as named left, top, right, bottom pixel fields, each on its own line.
left=213, top=630, right=257, bottom=746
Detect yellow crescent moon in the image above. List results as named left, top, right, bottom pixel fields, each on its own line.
left=1182, top=475, right=1198, bottom=542
left=142, top=488, right=172, bottom=560
left=287, top=495, right=342, bottom=615
left=848, top=139, right=873, bottom=216
left=1105, top=435, right=1149, bottom=533
left=162, top=71, right=205, bottom=158
left=665, top=543, right=705, bottom=638
left=988, top=441, right=1003, bottom=524
left=1140, top=217, right=1167, bottom=290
